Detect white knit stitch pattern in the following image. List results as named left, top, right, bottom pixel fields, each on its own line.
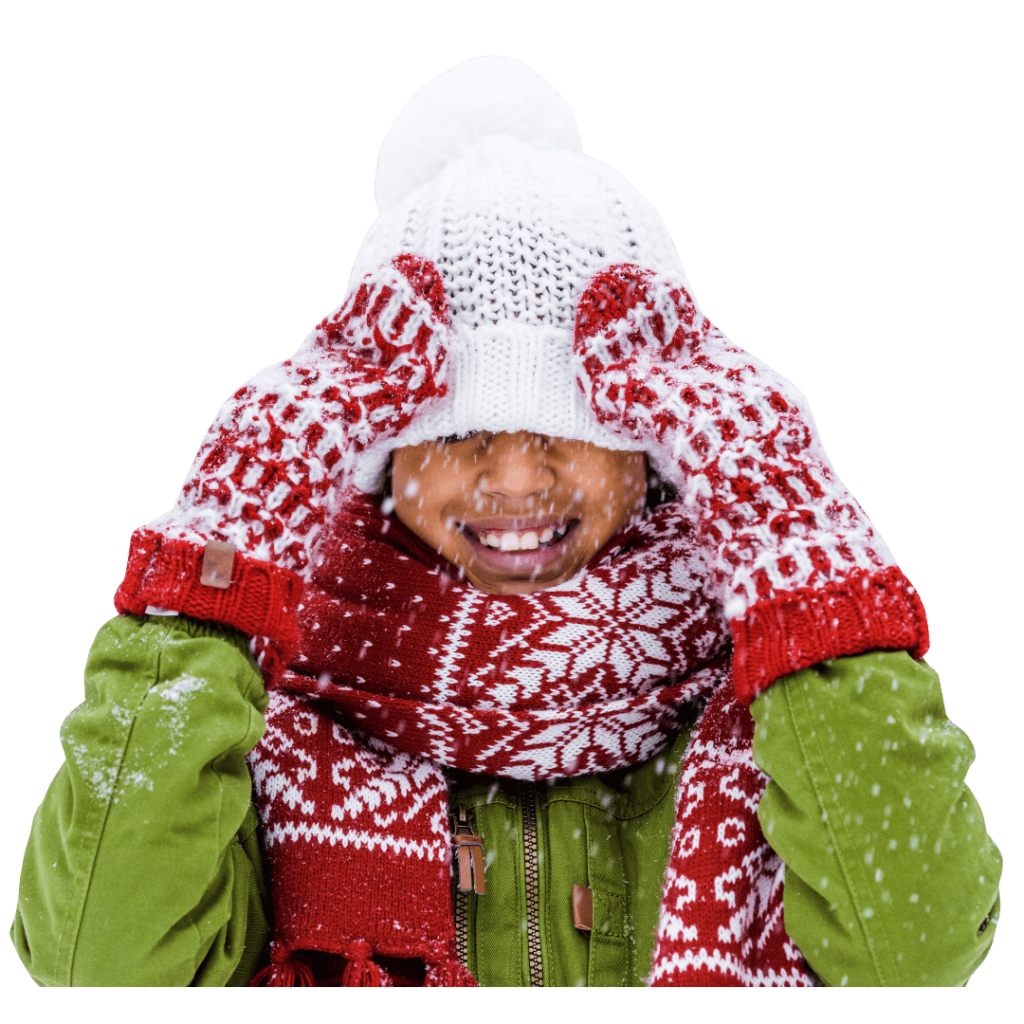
left=354, top=136, right=687, bottom=331
left=251, top=691, right=451, bottom=861
left=119, top=59, right=923, bottom=986
left=146, top=259, right=448, bottom=568
left=649, top=685, right=817, bottom=987
left=318, top=531, right=732, bottom=779
left=157, top=59, right=698, bottom=504
left=352, top=318, right=645, bottom=491
left=348, top=59, right=691, bottom=487
left=574, top=266, right=896, bottom=620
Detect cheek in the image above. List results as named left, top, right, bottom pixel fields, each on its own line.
left=395, top=474, right=424, bottom=503
left=392, top=447, right=440, bottom=502
left=390, top=454, right=429, bottom=529
left=602, top=458, right=646, bottom=523
left=391, top=449, right=475, bottom=542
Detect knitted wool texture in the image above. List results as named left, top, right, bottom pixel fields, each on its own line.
left=115, top=255, right=928, bottom=985
left=344, top=58, right=692, bottom=490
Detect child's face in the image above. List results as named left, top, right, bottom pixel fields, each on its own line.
left=391, top=432, right=647, bottom=595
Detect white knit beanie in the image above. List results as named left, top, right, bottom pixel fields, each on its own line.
left=350, top=56, right=691, bottom=492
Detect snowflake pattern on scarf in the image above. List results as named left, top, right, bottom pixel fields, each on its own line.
left=115, top=256, right=926, bottom=985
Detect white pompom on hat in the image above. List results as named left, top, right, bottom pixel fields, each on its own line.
left=374, top=56, right=583, bottom=213
left=350, top=56, right=691, bottom=491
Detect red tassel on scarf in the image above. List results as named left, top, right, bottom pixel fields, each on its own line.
left=249, top=942, right=315, bottom=987
left=424, top=958, right=477, bottom=987
left=341, top=940, right=392, bottom=987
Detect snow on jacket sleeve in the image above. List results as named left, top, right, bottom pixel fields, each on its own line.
left=11, top=614, right=270, bottom=986
left=751, top=651, right=1000, bottom=986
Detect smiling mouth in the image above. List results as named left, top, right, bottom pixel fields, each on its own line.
left=464, top=520, right=577, bottom=552
left=461, top=520, right=578, bottom=553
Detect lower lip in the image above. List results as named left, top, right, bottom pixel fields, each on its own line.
left=461, top=523, right=579, bottom=579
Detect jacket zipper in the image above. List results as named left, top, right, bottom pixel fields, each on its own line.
left=454, top=876, right=469, bottom=970
left=452, top=804, right=485, bottom=970
left=521, top=783, right=543, bottom=987
left=452, top=795, right=542, bottom=984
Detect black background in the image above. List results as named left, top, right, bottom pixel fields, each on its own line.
left=14, top=37, right=1007, bottom=983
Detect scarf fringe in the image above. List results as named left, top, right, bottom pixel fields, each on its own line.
left=251, top=940, right=442, bottom=987
left=424, top=958, right=477, bottom=987
left=340, top=941, right=392, bottom=987
left=218, top=259, right=921, bottom=988
left=249, top=944, right=315, bottom=987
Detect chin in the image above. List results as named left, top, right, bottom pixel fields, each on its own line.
left=472, top=576, right=562, bottom=596
left=463, top=558, right=586, bottom=595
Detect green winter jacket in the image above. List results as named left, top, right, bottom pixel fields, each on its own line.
left=12, top=613, right=1000, bottom=986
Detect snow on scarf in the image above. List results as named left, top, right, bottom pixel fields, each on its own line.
left=115, top=255, right=928, bottom=985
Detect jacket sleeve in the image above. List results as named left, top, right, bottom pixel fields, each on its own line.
left=750, top=651, right=1000, bottom=986
left=11, top=614, right=271, bottom=986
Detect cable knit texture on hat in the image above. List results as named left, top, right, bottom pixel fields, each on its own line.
left=114, top=57, right=931, bottom=986
left=347, top=58, right=688, bottom=488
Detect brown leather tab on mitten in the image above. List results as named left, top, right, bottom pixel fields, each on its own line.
left=572, top=885, right=592, bottom=931
left=200, top=540, right=236, bottom=589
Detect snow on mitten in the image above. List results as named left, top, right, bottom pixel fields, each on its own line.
left=573, top=263, right=928, bottom=701
left=115, top=254, right=450, bottom=674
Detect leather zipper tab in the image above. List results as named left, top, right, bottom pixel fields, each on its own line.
left=572, top=885, right=593, bottom=932
left=452, top=805, right=486, bottom=895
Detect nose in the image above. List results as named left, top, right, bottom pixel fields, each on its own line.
left=477, top=432, right=556, bottom=500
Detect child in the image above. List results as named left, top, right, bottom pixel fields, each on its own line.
left=12, top=57, right=1000, bottom=987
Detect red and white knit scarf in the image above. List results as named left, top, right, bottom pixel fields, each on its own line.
left=115, top=254, right=928, bottom=985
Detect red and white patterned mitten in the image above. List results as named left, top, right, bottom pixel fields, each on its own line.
left=116, top=254, right=451, bottom=672
left=573, top=264, right=928, bottom=702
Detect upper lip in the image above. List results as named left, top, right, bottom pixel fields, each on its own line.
left=459, top=516, right=575, bottom=533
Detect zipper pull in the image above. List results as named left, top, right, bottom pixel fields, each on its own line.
left=452, top=805, right=486, bottom=895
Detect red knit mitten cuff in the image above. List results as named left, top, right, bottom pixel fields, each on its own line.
left=114, top=527, right=303, bottom=668
left=730, top=565, right=929, bottom=703
left=113, top=253, right=452, bottom=675
left=574, top=263, right=930, bottom=702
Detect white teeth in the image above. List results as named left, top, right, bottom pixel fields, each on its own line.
left=476, top=524, right=569, bottom=551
